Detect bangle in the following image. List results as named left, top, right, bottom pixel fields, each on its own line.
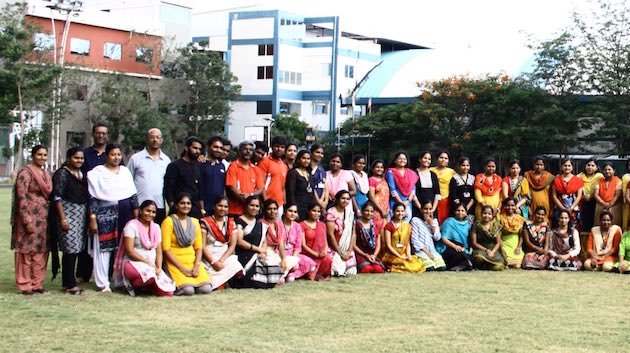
left=210, top=259, right=216, bottom=265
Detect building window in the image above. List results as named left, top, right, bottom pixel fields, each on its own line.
left=315, top=102, right=328, bottom=115
left=103, top=42, right=122, bottom=60
left=70, top=38, right=90, bottom=56
left=256, top=101, right=272, bottom=115
left=34, top=33, right=54, bottom=51
left=344, top=65, right=354, bottom=79
left=257, top=66, right=273, bottom=79
left=75, top=85, right=87, bottom=101
left=321, top=63, right=332, bottom=77
left=258, top=44, right=274, bottom=56
left=135, top=47, right=153, bottom=63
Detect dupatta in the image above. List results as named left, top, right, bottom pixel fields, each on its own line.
left=202, top=215, right=236, bottom=244
left=525, top=171, right=554, bottom=191
left=387, top=167, right=418, bottom=197
left=475, top=173, right=502, bottom=196
left=592, top=225, right=621, bottom=253
left=598, top=177, right=621, bottom=202
left=171, top=215, right=195, bottom=247
left=552, top=175, right=584, bottom=195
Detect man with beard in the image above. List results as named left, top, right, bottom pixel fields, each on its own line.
left=253, top=140, right=268, bottom=165
left=201, top=136, right=226, bottom=215
left=127, top=128, right=171, bottom=224
left=257, top=136, right=289, bottom=215
left=225, top=140, right=264, bottom=217
left=164, top=136, right=205, bottom=218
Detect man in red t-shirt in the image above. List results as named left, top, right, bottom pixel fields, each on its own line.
left=225, top=140, right=265, bottom=216
left=258, top=136, right=289, bottom=215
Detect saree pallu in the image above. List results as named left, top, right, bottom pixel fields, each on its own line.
left=231, top=220, right=282, bottom=289
left=471, top=221, right=505, bottom=271
left=301, top=221, right=332, bottom=280
left=594, top=177, right=622, bottom=227
left=525, top=171, right=554, bottom=221
left=326, top=209, right=357, bottom=276
left=552, top=176, right=584, bottom=230
left=522, top=222, right=550, bottom=269
left=504, top=176, right=531, bottom=219
left=500, top=214, right=526, bottom=267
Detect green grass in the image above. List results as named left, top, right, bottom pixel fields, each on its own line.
left=1, top=187, right=630, bottom=353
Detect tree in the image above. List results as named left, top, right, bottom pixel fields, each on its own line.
left=270, top=113, right=308, bottom=145
left=172, top=43, right=241, bottom=137
left=0, top=2, right=61, bottom=177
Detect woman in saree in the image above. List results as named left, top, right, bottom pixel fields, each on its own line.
left=161, top=193, right=211, bottom=295
left=410, top=202, right=446, bottom=271
left=230, top=196, right=283, bottom=289
left=578, top=159, right=603, bottom=231
left=353, top=201, right=386, bottom=273
left=412, top=151, right=440, bottom=219
left=474, top=157, right=503, bottom=220
left=524, top=157, right=555, bottom=220
left=594, top=162, right=623, bottom=227
left=551, top=159, right=584, bottom=229
left=286, top=150, right=314, bottom=221
left=584, top=211, right=621, bottom=272
left=87, top=143, right=138, bottom=292
left=260, top=199, right=297, bottom=282
left=381, top=203, right=425, bottom=273
left=200, top=197, right=245, bottom=290
left=470, top=205, right=505, bottom=271
left=114, top=200, right=175, bottom=296
left=326, top=153, right=356, bottom=211
left=547, top=210, right=582, bottom=271
left=11, top=145, right=52, bottom=295
left=430, top=151, right=456, bottom=223
left=280, top=203, right=317, bottom=281
left=351, top=154, right=370, bottom=218
left=300, top=203, right=333, bottom=280
left=386, top=151, right=418, bottom=222
left=617, top=229, right=630, bottom=273
left=499, top=198, right=526, bottom=268
left=501, top=159, right=530, bottom=219
left=449, top=157, right=475, bottom=223
left=437, top=204, right=473, bottom=271
left=51, top=147, right=89, bottom=295
left=326, top=190, right=358, bottom=276
left=522, top=206, right=551, bottom=270
left=368, top=159, right=390, bottom=234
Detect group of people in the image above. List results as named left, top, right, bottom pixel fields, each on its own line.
left=10, top=124, right=630, bottom=297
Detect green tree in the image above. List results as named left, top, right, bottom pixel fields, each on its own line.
left=270, top=113, right=308, bottom=145
left=173, top=43, right=241, bottom=137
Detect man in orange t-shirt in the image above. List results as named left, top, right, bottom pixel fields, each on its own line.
left=225, top=140, right=265, bottom=216
left=258, top=136, right=289, bottom=213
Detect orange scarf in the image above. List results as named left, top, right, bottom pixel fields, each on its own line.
left=598, top=176, right=620, bottom=202
left=475, top=173, right=502, bottom=196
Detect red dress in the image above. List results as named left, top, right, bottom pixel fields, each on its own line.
left=300, top=221, right=332, bottom=280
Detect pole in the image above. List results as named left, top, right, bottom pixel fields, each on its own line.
left=49, top=11, right=57, bottom=171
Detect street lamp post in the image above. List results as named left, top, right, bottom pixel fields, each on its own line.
left=263, top=117, right=275, bottom=148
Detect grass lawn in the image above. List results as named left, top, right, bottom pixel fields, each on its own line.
left=1, top=187, right=629, bottom=353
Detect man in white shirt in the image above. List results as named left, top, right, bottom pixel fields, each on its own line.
left=127, top=128, right=171, bottom=224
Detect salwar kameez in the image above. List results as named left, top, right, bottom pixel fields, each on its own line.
left=161, top=216, right=210, bottom=289
left=548, top=228, right=582, bottom=271
left=522, top=221, right=550, bottom=269
left=471, top=221, right=505, bottom=271
left=381, top=222, right=425, bottom=273
left=525, top=171, right=555, bottom=221
left=500, top=213, right=526, bottom=268
left=199, top=216, right=244, bottom=289
left=584, top=225, right=621, bottom=272
left=410, top=217, right=446, bottom=270
left=474, top=173, right=503, bottom=220
left=301, top=221, right=333, bottom=280
left=437, top=217, right=473, bottom=270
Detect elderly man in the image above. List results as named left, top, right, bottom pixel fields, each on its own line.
left=127, top=128, right=171, bottom=224
left=225, top=140, right=265, bottom=217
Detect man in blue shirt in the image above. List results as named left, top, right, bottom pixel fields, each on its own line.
left=81, top=123, right=109, bottom=175
left=201, top=136, right=227, bottom=215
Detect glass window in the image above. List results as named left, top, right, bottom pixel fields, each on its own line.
left=103, top=42, right=122, bottom=60
left=135, top=47, right=153, bottom=63
left=70, top=38, right=90, bottom=56
left=256, top=101, right=272, bottom=114
left=344, top=65, right=354, bottom=79
left=321, top=63, right=331, bottom=77
left=159, top=3, right=190, bottom=26
left=315, top=102, right=328, bottom=114
left=34, top=33, right=54, bottom=51
left=258, top=44, right=274, bottom=56
left=296, top=72, right=302, bottom=85
left=265, top=66, right=273, bottom=79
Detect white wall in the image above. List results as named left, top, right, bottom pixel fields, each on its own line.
left=231, top=17, right=275, bottom=39
left=230, top=45, right=273, bottom=95
left=228, top=102, right=270, bottom=144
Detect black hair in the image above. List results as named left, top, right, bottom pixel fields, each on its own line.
left=185, top=136, right=204, bottom=149
left=361, top=200, right=376, bottom=212
left=207, top=135, right=223, bottom=147
left=105, top=143, right=121, bottom=156
left=352, top=154, right=366, bottom=164
left=310, top=144, right=324, bottom=154
left=271, top=136, right=288, bottom=147
left=31, top=144, right=47, bottom=157
left=66, top=146, right=83, bottom=160
left=92, top=123, right=108, bottom=134
left=139, top=200, right=157, bottom=210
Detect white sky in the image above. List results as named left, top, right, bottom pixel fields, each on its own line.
left=193, top=0, right=584, bottom=50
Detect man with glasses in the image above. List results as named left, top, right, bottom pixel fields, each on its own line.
left=201, top=136, right=227, bottom=215
left=127, top=128, right=171, bottom=224
left=225, top=140, right=264, bottom=217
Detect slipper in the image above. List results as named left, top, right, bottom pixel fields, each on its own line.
left=66, top=288, right=84, bottom=296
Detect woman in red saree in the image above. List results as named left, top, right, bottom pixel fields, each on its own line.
left=550, top=159, right=584, bottom=229
left=300, top=203, right=332, bottom=280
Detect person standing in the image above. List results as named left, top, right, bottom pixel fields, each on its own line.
left=164, top=136, right=205, bottom=219
left=258, top=136, right=289, bottom=213
left=127, top=128, right=171, bottom=224
left=11, top=145, right=53, bottom=295
left=200, top=136, right=227, bottom=215
left=220, top=138, right=233, bottom=170
left=225, top=140, right=265, bottom=217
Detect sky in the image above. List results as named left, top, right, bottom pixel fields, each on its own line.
left=195, top=0, right=583, bottom=50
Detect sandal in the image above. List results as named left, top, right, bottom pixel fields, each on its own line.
left=66, top=287, right=84, bottom=295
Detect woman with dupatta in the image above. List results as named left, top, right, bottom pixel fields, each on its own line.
left=548, top=210, right=582, bottom=271
left=578, top=159, right=603, bottom=231
left=115, top=200, right=175, bottom=296
left=594, top=162, right=623, bottom=227
left=11, top=145, right=52, bottom=295
left=449, top=157, right=476, bottom=223
left=584, top=211, right=621, bottom=272
left=470, top=205, right=505, bottom=271
left=200, top=197, right=244, bottom=289
left=501, top=159, right=530, bottom=219
left=230, top=196, right=283, bottom=289
left=522, top=206, right=551, bottom=270
left=381, top=203, right=425, bottom=273
left=499, top=198, right=526, bottom=268
left=551, top=159, right=584, bottom=229
left=437, top=204, right=473, bottom=270
left=353, top=202, right=385, bottom=273
left=259, top=199, right=298, bottom=283
left=430, top=151, right=456, bottom=224
left=326, top=190, right=358, bottom=276
left=300, top=203, right=333, bottom=280
left=280, top=204, right=317, bottom=281
left=161, top=193, right=211, bottom=295
left=474, top=158, right=503, bottom=220
left=351, top=154, right=370, bottom=218
left=524, top=157, right=555, bottom=220
left=325, top=153, right=356, bottom=211
left=386, top=151, right=418, bottom=221
left=410, top=202, right=446, bottom=271
left=368, top=159, right=390, bottom=235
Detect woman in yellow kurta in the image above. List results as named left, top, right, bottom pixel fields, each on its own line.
left=578, top=158, right=603, bottom=231
left=499, top=198, right=526, bottom=268
left=381, top=203, right=425, bottom=273
left=474, top=158, right=503, bottom=219
left=430, top=151, right=456, bottom=224
left=162, top=193, right=211, bottom=295
left=524, top=157, right=554, bottom=221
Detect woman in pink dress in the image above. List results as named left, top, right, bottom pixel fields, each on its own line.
left=281, top=203, right=316, bottom=281
left=368, top=159, right=390, bottom=235
left=300, top=203, right=332, bottom=280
